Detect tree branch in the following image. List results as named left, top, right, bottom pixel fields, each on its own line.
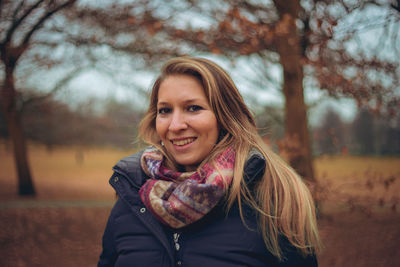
left=3, top=0, right=45, bottom=45
left=391, top=0, right=400, bottom=12
left=12, top=0, right=26, bottom=22
left=21, top=0, right=76, bottom=46
left=22, top=63, right=92, bottom=108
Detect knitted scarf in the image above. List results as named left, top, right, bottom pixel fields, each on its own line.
left=139, top=146, right=235, bottom=229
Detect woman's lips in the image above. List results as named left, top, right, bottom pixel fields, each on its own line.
left=170, top=137, right=197, bottom=146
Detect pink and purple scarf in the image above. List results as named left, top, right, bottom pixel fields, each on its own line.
left=139, top=146, right=235, bottom=228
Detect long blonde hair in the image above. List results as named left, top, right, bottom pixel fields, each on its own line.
left=139, top=56, right=321, bottom=259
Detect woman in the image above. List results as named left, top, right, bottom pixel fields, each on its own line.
left=98, top=57, right=321, bottom=267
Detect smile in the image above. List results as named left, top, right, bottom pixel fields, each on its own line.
left=171, top=138, right=197, bottom=146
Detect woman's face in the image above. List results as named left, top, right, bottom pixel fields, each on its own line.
left=155, top=74, right=219, bottom=171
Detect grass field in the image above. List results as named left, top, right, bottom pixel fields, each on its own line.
left=314, top=155, right=400, bottom=214
left=0, top=143, right=136, bottom=200
left=0, top=143, right=399, bottom=266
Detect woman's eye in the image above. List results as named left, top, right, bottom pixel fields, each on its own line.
left=187, top=105, right=203, bottom=112
left=158, top=107, right=171, bottom=114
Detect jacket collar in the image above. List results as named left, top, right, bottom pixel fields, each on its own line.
left=112, top=150, right=146, bottom=189
left=244, top=148, right=266, bottom=188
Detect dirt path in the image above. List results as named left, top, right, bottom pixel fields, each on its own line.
left=0, top=206, right=111, bottom=267
left=318, top=211, right=400, bottom=267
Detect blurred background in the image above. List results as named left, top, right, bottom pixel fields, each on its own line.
left=0, top=0, right=399, bottom=266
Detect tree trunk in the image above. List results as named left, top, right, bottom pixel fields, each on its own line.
left=1, top=64, right=36, bottom=195
left=274, top=0, right=315, bottom=181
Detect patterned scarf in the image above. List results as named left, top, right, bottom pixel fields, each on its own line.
left=139, top=146, right=235, bottom=228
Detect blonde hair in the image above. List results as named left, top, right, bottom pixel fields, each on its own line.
left=139, top=56, right=321, bottom=259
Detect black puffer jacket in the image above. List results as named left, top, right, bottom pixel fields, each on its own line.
left=98, top=150, right=318, bottom=267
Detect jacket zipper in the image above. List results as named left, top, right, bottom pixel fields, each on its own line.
left=173, top=232, right=181, bottom=251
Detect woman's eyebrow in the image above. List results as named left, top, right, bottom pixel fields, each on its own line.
left=184, top=98, right=204, bottom=104
left=156, top=101, right=169, bottom=106
left=157, top=98, right=205, bottom=105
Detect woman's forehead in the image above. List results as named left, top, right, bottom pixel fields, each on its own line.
left=157, top=75, right=207, bottom=103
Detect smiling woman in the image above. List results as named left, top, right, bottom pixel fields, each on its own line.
left=98, top=57, right=321, bottom=267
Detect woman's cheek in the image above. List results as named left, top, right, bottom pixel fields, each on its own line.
left=155, top=117, right=167, bottom=137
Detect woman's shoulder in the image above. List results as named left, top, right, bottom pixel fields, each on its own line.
left=112, top=148, right=148, bottom=179
left=113, top=149, right=145, bottom=172
left=110, top=148, right=148, bottom=191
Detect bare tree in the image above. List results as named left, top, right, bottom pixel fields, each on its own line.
left=0, top=0, right=77, bottom=195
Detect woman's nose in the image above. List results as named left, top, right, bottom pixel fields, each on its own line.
left=168, top=111, right=188, bottom=131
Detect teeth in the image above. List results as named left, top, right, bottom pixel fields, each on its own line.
left=172, top=138, right=196, bottom=146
